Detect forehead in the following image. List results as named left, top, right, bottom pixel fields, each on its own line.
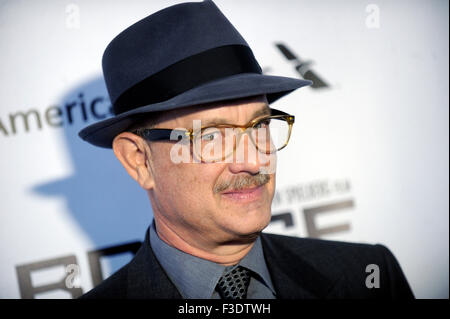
left=154, top=95, right=269, bottom=128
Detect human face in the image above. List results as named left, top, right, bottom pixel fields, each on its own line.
left=145, top=95, right=276, bottom=247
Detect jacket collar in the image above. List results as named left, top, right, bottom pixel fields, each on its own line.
left=126, top=228, right=182, bottom=299
left=124, top=228, right=343, bottom=299
left=260, top=233, right=344, bottom=299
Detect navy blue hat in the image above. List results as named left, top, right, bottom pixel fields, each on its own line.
left=79, top=0, right=312, bottom=148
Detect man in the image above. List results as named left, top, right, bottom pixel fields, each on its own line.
left=79, top=0, right=414, bottom=299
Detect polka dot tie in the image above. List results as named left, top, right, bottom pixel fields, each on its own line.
left=216, top=266, right=251, bottom=299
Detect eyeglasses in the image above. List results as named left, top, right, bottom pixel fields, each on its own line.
left=132, top=108, right=295, bottom=162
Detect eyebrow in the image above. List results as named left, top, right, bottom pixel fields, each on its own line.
left=251, top=106, right=271, bottom=118
left=200, top=106, right=271, bottom=127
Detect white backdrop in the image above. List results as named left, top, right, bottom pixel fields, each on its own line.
left=0, top=0, right=448, bottom=298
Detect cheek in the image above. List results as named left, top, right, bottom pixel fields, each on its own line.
left=171, top=164, right=221, bottom=202
left=268, top=174, right=276, bottom=195
left=152, top=150, right=221, bottom=209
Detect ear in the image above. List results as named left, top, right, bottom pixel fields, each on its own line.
left=112, top=132, right=155, bottom=190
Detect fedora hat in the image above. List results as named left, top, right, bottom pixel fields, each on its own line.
left=79, top=0, right=312, bottom=148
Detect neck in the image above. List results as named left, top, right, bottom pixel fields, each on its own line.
left=154, top=216, right=256, bottom=266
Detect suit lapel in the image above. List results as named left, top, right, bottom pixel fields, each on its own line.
left=260, top=233, right=343, bottom=299
left=122, top=229, right=344, bottom=299
left=126, top=228, right=182, bottom=299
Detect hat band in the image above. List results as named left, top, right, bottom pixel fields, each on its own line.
left=113, top=44, right=262, bottom=115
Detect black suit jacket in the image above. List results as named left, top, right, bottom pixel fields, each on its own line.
left=81, top=230, right=414, bottom=299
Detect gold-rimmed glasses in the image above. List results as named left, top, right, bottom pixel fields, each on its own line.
left=133, top=108, right=294, bottom=162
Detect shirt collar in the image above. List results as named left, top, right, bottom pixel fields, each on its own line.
left=149, top=221, right=224, bottom=298
left=149, top=220, right=275, bottom=298
left=239, top=233, right=275, bottom=293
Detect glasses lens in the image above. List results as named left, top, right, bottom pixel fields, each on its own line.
left=193, top=116, right=291, bottom=162
left=194, top=127, right=228, bottom=162
left=252, top=117, right=290, bottom=154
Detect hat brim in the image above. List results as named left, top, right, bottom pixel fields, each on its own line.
left=78, top=73, right=312, bottom=148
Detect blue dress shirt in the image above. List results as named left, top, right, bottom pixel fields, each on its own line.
left=149, top=220, right=276, bottom=299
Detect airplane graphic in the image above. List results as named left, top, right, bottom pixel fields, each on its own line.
left=275, top=43, right=329, bottom=89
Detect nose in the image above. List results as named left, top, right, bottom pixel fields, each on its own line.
left=227, top=130, right=274, bottom=175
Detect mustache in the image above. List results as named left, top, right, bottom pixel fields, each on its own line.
left=213, top=173, right=270, bottom=194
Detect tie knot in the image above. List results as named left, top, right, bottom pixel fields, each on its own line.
left=216, top=265, right=251, bottom=299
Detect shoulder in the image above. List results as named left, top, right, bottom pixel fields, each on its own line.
left=79, top=229, right=182, bottom=299
left=260, top=232, right=414, bottom=298
left=260, top=232, right=386, bottom=273
left=261, top=232, right=387, bottom=260
left=79, top=263, right=130, bottom=299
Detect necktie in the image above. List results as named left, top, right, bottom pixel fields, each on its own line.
left=216, top=266, right=251, bottom=299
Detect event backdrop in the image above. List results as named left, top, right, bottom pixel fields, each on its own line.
left=0, top=0, right=448, bottom=298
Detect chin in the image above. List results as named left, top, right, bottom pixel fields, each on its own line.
left=230, top=207, right=272, bottom=237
